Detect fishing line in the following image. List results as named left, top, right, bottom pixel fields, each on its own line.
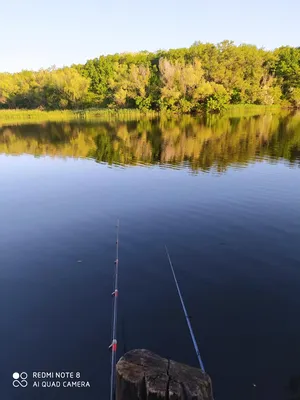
left=165, top=245, right=205, bottom=372
left=109, top=220, right=119, bottom=400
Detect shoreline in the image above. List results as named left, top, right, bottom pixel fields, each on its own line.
left=0, top=105, right=289, bottom=125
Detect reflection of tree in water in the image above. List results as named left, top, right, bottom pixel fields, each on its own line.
left=92, top=133, right=118, bottom=164
left=0, top=113, right=300, bottom=172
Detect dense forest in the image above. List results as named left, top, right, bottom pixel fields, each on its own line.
left=0, top=41, right=299, bottom=112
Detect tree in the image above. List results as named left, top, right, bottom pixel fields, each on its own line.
left=1, top=41, right=300, bottom=111
left=44, top=68, right=90, bottom=109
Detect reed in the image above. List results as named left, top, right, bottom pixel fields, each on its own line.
left=0, top=105, right=290, bottom=126
left=0, top=108, right=159, bottom=125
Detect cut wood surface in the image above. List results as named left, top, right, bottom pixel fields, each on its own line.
left=116, top=349, right=214, bottom=400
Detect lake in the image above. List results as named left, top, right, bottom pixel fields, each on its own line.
left=0, top=112, right=300, bottom=400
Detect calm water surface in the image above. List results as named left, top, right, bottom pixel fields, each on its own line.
left=0, top=113, right=300, bottom=400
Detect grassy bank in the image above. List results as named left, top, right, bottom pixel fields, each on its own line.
left=0, top=108, right=159, bottom=125
left=224, top=104, right=283, bottom=117
left=0, top=105, right=285, bottom=125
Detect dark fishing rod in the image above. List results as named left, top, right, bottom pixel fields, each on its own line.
left=165, top=245, right=205, bottom=372
left=109, top=220, right=119, bottom=400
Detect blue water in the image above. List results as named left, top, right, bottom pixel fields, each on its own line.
left=1, top=118, right=300, bottom=400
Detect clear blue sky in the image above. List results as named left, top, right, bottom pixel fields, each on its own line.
left=1, top=0, right=299, bottom=73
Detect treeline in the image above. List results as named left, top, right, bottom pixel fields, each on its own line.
left=1, top=114, right=299, bottom=171
left=0, top=68, right=89, bottom=110
left=0, top=41, right=300, bottom=112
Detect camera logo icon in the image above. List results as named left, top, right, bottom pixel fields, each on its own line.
left=12, top=372, right=28, bottom=388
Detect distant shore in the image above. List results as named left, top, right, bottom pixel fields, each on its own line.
left=0, top=105, right=287, bottom=125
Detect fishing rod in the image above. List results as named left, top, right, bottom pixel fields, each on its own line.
left=109, top=220, right=119, bottom=400
left=165, top=245, right=205, bottom=373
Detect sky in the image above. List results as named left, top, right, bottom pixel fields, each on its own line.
left=1, top=0, right=299, bottom=73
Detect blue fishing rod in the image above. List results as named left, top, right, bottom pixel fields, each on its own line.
left=165, top=245, right=205, bottom=372
left=109, top=220, right=120, bottom=400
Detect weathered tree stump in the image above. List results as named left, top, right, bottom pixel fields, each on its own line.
left=116, top=349, right=214, bottom=400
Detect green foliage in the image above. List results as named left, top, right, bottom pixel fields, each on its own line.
left=206, top=94, right=228, bottom=112
left=135, top=96, right=152, bottom=111
left=0, top=67, right=90, bottom=110
left=1, top=41, right=300, bottom=112
left=275, top=47, right=300, bottom=94
left=290, top=88, right=300, bottom=108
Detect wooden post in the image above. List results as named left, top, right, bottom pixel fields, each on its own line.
left=116, top=349, right=214, bottom=400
